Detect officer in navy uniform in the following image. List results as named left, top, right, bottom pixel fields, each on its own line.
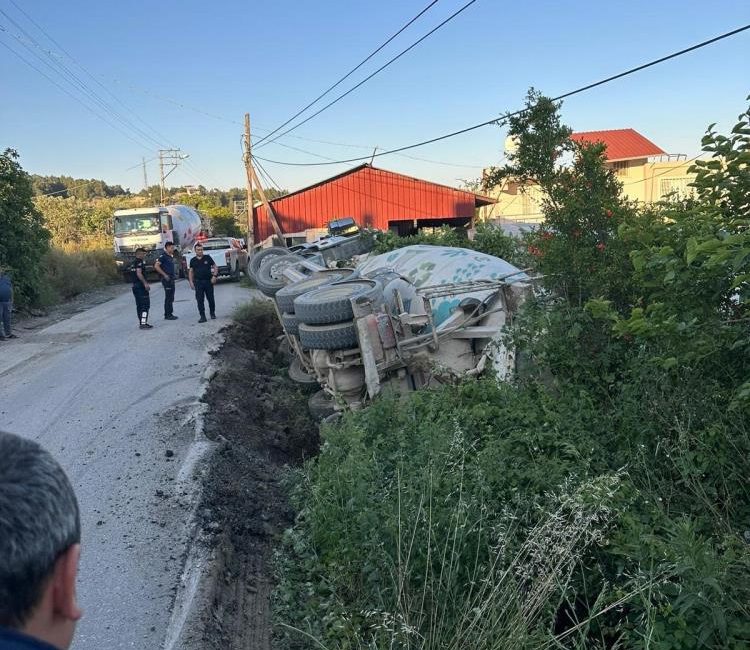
left=154, top=241, right=178, bottom=320
left=130, top=247, right=152, bottom=329
left=188, top=242, right=218, bottom=323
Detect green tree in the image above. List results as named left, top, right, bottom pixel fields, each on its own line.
left=32, top=174, right=129, bottom=199
left=0, top=149, right=51, bottom=306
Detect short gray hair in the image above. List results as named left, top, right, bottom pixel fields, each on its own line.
left=0, top=431, right=80, bottom=627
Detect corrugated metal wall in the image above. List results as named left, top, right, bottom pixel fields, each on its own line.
left=253, top=165, right=479, bottom=242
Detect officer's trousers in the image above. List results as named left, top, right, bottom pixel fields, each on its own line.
left=132, top=285, right=150, bottom=325
left=194, top=280, right=215, bottom=317
left=162, top=278, right=175, bottom=317
left=0, top=300, right=11, bottom=336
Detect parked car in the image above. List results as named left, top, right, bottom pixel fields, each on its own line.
left=183, top=237, right=247, bottom=281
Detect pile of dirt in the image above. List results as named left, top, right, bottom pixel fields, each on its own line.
left=191, top=304, right=319, bottom=649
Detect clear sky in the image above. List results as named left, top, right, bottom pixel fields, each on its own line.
left=1, top=0, right=748, bottom=194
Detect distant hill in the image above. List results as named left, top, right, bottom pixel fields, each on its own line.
left=31, top=174, right=130, bottom=199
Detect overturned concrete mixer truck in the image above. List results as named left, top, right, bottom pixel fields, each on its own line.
left=255, top=243, right=532, bottom=410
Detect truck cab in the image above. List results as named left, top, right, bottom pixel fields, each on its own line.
left=113, top=205, right=202, bottom=279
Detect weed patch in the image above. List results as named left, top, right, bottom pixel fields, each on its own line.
left=38, top=247, right=120, bottom=305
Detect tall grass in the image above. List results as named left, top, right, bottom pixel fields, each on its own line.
left=38, top=244, right=120, bottom=305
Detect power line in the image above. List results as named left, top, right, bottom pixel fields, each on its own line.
left=37, top=157, right=155, bottom=196
left=6, top=0, right=173, bottom=150
left=254, top=0, right=442, bottom=147
left=265, top=134, right=485, bottom=168
left=0, top=35, right=159, bottom=153
left=104, top=73, right=484, bottom=168
left=254, top=22, right=750, bottom=167
left=0, top=9, right=165, bottom=150
left=254, top=157, right=283, bottom=193
left=3, top=3, right=225, bottom=186
left=0, top=18, right=161, bottom=152
left=254, top=160, right=280, bottom=191
left=125, top=156, right=159, bottom=171
left=255, top=0, right=479, bottom=149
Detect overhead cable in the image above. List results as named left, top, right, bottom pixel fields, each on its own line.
left=0, top=17, right=161, bottom=152
left=254, top=0, right=442, bottom=146
left=254, top=23, right=750, bottom=167
left=255, top=0, right=479, bottom=149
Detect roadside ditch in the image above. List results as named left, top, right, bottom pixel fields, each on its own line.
left=184, top=302, right=319, bottom=649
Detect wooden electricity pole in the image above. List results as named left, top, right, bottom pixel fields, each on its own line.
left=243, top=112, right=284, bottom=245
left=243, top=114, right=254, bottom=246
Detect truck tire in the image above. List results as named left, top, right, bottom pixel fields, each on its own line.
left=288, top=356, right=318, bottom=385
left=275, top=270, right=352, bottom=314
left=248, top=246, right=287, bottom=281
left=280, top=312, right=300, bottom=336
left=231, top=261, right=241, bottom=282
left=255, top=254, right=301, bottom=297
left=298, top=321, right=359, bottom=350
left=308, top=390, right=336, bottom=421
left=293, top=280, right=382, bottom=325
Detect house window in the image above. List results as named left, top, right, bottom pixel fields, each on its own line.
left=659, top=177, right=694, bottom=198
left=612, top=161, right=629, bottom=176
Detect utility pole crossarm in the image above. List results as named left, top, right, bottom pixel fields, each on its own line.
left=158, top=149, right=188, bottom=206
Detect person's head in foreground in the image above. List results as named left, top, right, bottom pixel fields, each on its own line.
left=0, top=431, right=82, bottom=650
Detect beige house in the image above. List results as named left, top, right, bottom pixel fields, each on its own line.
left=479, top=129, right=697, bottom=223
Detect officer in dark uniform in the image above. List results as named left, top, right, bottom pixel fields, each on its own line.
left=154, top=241, right=178, bottom=320
left=130, top=247, right=152, bottom=329
left=188, top=242, right=218, bottom=323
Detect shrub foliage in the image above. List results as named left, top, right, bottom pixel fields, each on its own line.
left=274, top=94, right=750, bottom=649
left=0, top=149, right=51, bottom=306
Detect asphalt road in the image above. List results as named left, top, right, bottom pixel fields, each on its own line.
left=0, top=279, right=258, bottom=649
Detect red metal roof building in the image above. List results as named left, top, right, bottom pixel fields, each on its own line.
left=253, top=163, right=495, bottom=243
left=570, top=128, right=666, bottom=161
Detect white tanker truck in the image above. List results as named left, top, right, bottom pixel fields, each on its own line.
left=260, top=244, right=532, bottom=410
left=113, top=204, right=203, bottom=279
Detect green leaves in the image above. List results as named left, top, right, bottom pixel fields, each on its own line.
left=0, top=149, right=51, bottom=306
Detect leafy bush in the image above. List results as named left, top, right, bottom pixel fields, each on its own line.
left=273, top=94, right=750, bottom=649
left=372, top=226, right=470, bottom=254
left=373, top=223, right=529, bottom=268
left=0, top=149, right=51, bottom=306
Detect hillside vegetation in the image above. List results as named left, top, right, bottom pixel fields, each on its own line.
left=273, top=93, right=750, bottom=649
left=2, top=161, right=286, bottom=307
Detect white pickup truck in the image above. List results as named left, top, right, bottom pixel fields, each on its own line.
left=183, top=237, right=248, bottom=281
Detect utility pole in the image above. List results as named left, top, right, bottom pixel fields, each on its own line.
left=158, top=148, right=189, bottom=205
left=250, top=162, right=284, bottom=243
left=142, top=157, right=149, bottom=192
left=243, top=114, right=254, bottom=245
left=243, top=114, right=284, bottom=245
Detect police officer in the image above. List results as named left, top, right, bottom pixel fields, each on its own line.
left=130, top=247, right=152, bottom=329
left=188, top=242, right=218, bottom=323
left=154, top=241, right=178, bottom=320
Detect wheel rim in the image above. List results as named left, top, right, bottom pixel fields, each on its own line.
left=267, top=258, right=296, bottom=280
